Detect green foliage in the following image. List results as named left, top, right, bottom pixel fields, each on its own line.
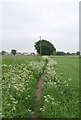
left=34, top=39, right=56, bottom=55
left=38, top=56, right=79, bottom=118
left=76, top=51, right=80, bottom=55
left=56, top=51, right=66, bottom=55
left=2, top=55, right=46, bottom=118
left=2, top=55, right=79, bottom=118
left=1, top=51, right=6, bottom=55
left=66, top=52, right=70, bottom=55
left=11, top=49, right=17, bottom=55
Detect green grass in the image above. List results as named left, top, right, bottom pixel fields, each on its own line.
left=2, top=55, right=42, bottom=65
left=38, top=56, right=79, bottom=118
left=2, top=55, right=46, bottom=118
left=1, top=55, right=79, bottom=118
left=52, top=56, right=79, bottom=87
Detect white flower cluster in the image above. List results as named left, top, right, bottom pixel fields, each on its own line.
left=2, top=60, right=45, bottom=118
left=39, top=58, right=78, bottom=118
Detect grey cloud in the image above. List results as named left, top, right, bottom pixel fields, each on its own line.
left=1, top=0, right=79, bottom=53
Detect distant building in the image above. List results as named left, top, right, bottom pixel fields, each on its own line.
left=16, top=52, right=22, bottom=55
left=30, top=52, right=35, bottom=55
left=22, top=52, right=28, bottom=55
left=4, top=52, right=9, bottom=55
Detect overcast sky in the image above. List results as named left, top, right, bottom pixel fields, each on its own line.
left=0, top=0, right=80, bottom=53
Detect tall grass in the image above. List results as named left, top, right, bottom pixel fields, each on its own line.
left=1, top=55, right=79, bottom=118
left=2, top=55, right=45, bottom=118
left=38, top=56, right=79, bottom=118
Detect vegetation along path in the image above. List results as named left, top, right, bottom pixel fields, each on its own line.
left=2, top=56, right=79, bottom=118
left=31, top=58, right=48, bottom=119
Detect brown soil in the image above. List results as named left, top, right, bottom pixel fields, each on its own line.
left=31, top=61, right=48, bottom=119
left=36, top=74, right=45, bottom=102
left=31, top=74, right=45, bottom=119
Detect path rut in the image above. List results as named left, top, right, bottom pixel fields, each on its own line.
left=31, top=60, right=48, bottom=119
left=36, top=74, right=44, bottom=102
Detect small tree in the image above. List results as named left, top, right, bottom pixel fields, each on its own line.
left=34, top=39, right=56, bottom=55
left=66, top=52, right=70, bottom=55
left=1, top=50, right=6, bottom=55
left=76, top=51, right=80, bottom=55
left=11, top=49, right=17, bottom=55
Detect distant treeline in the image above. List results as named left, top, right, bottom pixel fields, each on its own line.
left=0, top=49, right=35, bottom=56
left=0, top=49, right=80, bottom=56
left=53, top=51, right=80, bottom=56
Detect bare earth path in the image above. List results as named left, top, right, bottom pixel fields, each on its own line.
left=31, top=60, right=48, bottom=119
left=36, top=74, right=45, bottom=102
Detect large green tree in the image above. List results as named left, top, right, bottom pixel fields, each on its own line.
left=34, top=39, right=56, bottom=55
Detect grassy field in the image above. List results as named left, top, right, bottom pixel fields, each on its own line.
left=52, top=56, right=79, bottom=87
left=38, top=56, right=79, bottom=118
left=1, top=55, right=79, bottom=118
left=2, top=55, right=46, bottom=118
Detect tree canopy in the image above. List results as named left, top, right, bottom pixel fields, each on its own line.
left=56, top=51, right=66, bottom=56
left=1, top=50, right=6, bottom=55
left=11, top=49, right=17, bottom=55
left=34, top=39, right=56, bottom=55
left=76, top=51, right=80, bottom=55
